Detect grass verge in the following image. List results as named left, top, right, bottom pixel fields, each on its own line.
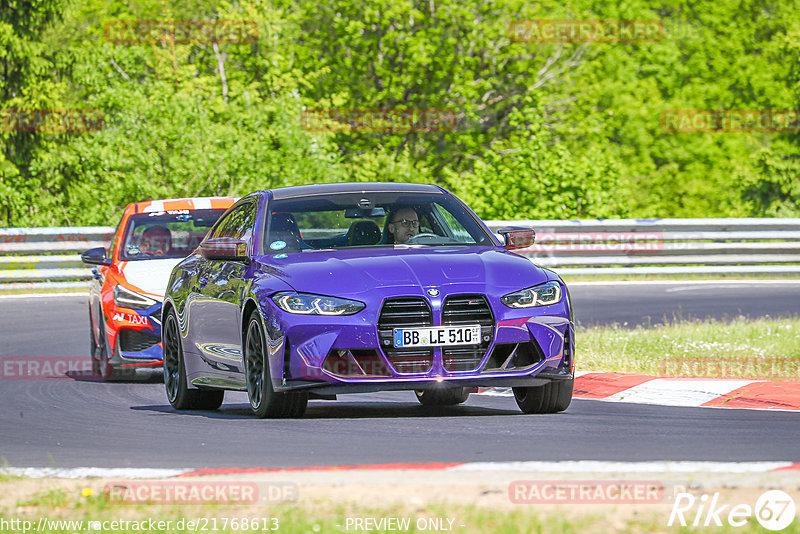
left=3, top=479, right=795, bottom=534
left=578, top=317, right=800, bottom=379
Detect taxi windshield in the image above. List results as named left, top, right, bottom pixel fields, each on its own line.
left=120, top=209, right=227, bottom=260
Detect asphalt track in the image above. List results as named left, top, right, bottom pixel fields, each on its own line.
left=0, top=282, right=798, bottom=468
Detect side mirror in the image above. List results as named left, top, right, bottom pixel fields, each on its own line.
left=497, top=227, right=536, bottom=250
left=199, top=237, right=250, bottom=262
left=81, top=247, right=111, bottom=266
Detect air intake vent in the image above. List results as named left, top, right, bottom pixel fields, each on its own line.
left=442, top=294, right=494, bottom=371
left=482, top=342, right=545, bottom=371
left=322, top=349, right=390, bottom=377
left=118, top=328, right=160, bottom=352
left=377, top=297, right=433, bottom=374
left=150, top=305, right=162, bottom=325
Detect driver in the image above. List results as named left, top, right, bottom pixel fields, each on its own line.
left=139, top=225, right=171, bottom=256
left=387, top=207, right=419, bottom=244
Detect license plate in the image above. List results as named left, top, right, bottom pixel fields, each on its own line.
left=393, top=325, right=481, bottom=348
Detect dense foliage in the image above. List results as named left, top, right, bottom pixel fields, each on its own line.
left=1, top=0, right=798, bottom=226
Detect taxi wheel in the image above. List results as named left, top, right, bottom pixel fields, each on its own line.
left=89, top=310, right=101, bottom=376
left=90, top=307, right=133, bottom=381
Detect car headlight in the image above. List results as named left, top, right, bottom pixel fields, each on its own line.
left=113, top=285, right=159, bottom=310
left=501, top=281, right=562, bottom=308
left=272, top=292, right=365, bottom=316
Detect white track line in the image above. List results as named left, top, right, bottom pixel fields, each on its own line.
left=605, top=379, right=756, bottom=407
left=0, top=467, right=190, bottom=479
left=450, top=461, right=795, bottom=473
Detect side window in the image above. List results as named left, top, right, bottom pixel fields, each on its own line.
left=211, top=202, right=257, bottom=242
left=419, top=212, right=434, bottom=235
left=433, top=203, right=473, bottom=242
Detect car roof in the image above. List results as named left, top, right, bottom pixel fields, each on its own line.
left=267, top=182, right=443, bottom=200
left=128, top=197, right=237, bottom=214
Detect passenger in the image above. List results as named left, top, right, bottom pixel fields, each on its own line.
left=387, top=208, right=420, bottom=244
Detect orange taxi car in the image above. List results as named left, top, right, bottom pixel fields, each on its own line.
left=81, top=197, right=236, bottom=379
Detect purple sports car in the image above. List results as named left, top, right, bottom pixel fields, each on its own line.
left=162, top=183, right=574, bottom=417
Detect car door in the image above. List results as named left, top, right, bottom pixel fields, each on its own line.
left=189, top=200, right=258, bottom=378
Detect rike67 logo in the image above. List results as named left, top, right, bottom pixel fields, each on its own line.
left=669, top=490, right=796, bottom=531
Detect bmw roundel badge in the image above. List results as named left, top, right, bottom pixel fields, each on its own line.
left=427, top=288, right=440, bottom=297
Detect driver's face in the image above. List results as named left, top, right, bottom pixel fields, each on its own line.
left=388, top=209, right=419, bottom=244
left=141, top=231, right=170, bottom=256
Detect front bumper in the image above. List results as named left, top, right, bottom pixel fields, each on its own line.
left=271, top=310, right=574, bottom=393
left=282, top=370, right=573, bottom=395
left=107, top=303, right=164, bottom=364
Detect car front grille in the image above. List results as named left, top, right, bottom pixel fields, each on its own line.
left=118, top=328, right=160, bottom=352
left=377, top=297, right=434, bottom=373
left=441, top=294, right=494, bottom=371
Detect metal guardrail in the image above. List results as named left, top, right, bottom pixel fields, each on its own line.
left=1, top=218, right=799, bottom=290
left=484, top=218, right=800, bottom=275
left=0, top=227, right=114, bottom=290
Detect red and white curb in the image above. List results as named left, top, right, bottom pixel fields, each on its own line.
left=2, top=461, right=799, bottom=479
left=180, top=461, right=800, bottom=477
left=479, top=371, right=800, bottom=411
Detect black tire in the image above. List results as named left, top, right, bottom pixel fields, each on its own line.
left=513, top=379, right=573, bottom=414
left=90, top=307, right=134, bottom=381
left=90, top=309, right=101, bottom=376
left=415, top=387, right=471, bottom=406
left=102, top=346, right=137, bottom=381
left=163, top=309, right=224, bottom=410
left=244, top=312, right=307, bottom=418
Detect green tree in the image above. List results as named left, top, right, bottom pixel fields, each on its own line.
left=295, top=0, right=587, bottom=179
left=10, top=0, right=344, bottom=225
left=449, top=105, right=626, bottom=219
left=0, top=0, right=65, bottom=224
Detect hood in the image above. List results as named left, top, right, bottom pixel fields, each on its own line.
left=118, top=258, right=183, bottom=298
left=256, top=246, right=548, bottom=297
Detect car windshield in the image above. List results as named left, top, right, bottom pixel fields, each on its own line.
left=120, top=209, right=228, bottom=260
left=264, top=192, right=493, bottom=252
